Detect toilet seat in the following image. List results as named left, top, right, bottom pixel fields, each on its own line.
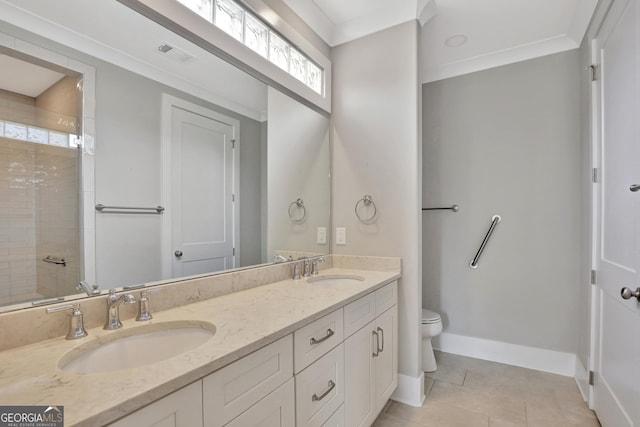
left=421, top=309, right=441, bottom=324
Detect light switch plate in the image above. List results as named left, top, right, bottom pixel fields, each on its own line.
left=317, top=227, right=327, bottom=244
left=336, top=227, right=346, bottom=245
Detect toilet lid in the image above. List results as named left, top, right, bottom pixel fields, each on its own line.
left=422, top=308, right=441, bottom=324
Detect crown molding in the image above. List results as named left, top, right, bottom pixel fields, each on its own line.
left=422, top=34, right=579, bottom=83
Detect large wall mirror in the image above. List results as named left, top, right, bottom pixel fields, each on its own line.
left=0, top=0, right=330, bottom=311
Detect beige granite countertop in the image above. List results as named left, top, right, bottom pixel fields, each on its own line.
left=0, top=267, right=400, bottom=426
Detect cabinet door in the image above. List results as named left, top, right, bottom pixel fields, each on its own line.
left=374, top=306, right=398, bottom=411
left=224, top=379, right=295, bottom=427
left=109, top=381, right=202, bottom=427
left=344, top=320, right=375, bottom=427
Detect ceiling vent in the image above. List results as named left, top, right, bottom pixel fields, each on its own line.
left=157, top=43, right=195, bottom=63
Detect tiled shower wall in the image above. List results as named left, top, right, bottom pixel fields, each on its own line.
left=0, top=137, right=79, bottom=303
left=35, top=143, right=80, bottom=297
left=0, top=138, right=37, bottom=301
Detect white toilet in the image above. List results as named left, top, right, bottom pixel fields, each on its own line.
left=421, top=308, right=443, bottom=372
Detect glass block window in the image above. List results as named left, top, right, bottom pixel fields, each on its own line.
left=177, top=0, right=213, bottom=21
left=269, top=32, right=289, bottom=72
left=215, top=0, right=244, bottom=42
left=290, top=48, right=307, bottom=83
left=306, top=61, right=322, bottom=94
left=0, top=120, right=77, bottom=149
left=177, top=0, right=324, bottom=95
left=244, top=14, right=268, bottom=58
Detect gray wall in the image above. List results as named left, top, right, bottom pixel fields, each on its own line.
left=422, top=50, right=583, bottom=354
left=267, top=87, right=330, bottom=259
left=332, top=21, right=423, bottom=401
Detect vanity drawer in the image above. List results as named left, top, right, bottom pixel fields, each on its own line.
left=224, top=378, right=295, bottom=427
left=203, top=334, right=293, bottom=427
left=343, top=292, right=375, bottom=337
left=295, top=343, right=345, bottom=427
left=322, top=404, right=345, bottom=427
left=294, top=309, right=343, bottom=373
left=375, top=282, right=397, bottom=316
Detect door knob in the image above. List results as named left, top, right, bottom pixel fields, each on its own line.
left=630, top=184, right=640, bottom=192
left=620, top=287, right=640, bottom=301
left=174, top=250, right=183, bottom=258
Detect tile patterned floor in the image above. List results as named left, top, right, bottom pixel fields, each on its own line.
left=373, top=351, right=600, bottom=427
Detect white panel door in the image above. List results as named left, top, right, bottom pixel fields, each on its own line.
left=171, top=106, right=235, bottom=277
left=594, top=0, right=640, bottom=425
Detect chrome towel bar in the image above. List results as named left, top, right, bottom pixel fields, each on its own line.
left=95, top=204, right=165, bottom=214
left=422, top=204, right=460, bottom=212
left=42, top=255, right=66, bottom=267
left=470, top=215, right=501, bottom=269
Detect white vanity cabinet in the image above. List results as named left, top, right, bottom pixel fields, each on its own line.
left=109, top=380, right=203, bottom=427
left=344, top=282, right=398, bottom=427
left=107, top=281, right=397, bottom=427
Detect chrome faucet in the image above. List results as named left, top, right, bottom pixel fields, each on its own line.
left=46, top=303, right=88, bottom=340
left=104, top=289, right=136, bottom=330
left=76, top=280, right=100, bottom=296
left=311, top=257, right=326, bottom=276
left=273, top=254, right=290, bottom=263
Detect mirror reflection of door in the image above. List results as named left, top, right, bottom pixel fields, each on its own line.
left=168, top=101, right=238, bottom=278
left=0, top=49, right=82, bottom=306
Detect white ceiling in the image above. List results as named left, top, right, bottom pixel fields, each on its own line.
left=284, top=0, right=599, bottom=83
left=0, top=54, right=65, bottom=97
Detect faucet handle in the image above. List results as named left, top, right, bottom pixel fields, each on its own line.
left=311, top=257, right=326, bottom=276
left=46, top=303, right=88, bottom=340
left=293, top=262, right=302, bottom=280
left=303, top=258, right=312, bottom=277
left=136, top=288, right=165, bottom=321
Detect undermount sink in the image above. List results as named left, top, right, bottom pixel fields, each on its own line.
left=307, top=275, right=365, bottom=285
left=59, top=320, right=216, bottom=374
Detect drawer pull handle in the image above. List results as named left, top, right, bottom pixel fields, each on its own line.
left=377, top=326, right=384, bottom=353
left=372, top=330, right=379, bottom=357
left=310, top=328, right=334, bottom=345
left=312, top=380, right=336, bottom=402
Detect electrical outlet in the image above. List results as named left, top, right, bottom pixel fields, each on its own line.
left=317, top=227, right=327, bottom=244
left=336, top=227, right=346, bottom=245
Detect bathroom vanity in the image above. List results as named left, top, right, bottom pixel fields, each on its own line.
left=0, top=256, right=400, bottom=426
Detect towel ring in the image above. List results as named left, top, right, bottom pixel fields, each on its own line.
left=355, top=195, right=377, bottom=223
left=288, top=198, right=307, bottom=223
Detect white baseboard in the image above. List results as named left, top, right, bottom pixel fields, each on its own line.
left=433, top=332, right=577, bottom=377
left=391, top=373, right=425, bottom=407
left=574, top=357, right=590, bottom=402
